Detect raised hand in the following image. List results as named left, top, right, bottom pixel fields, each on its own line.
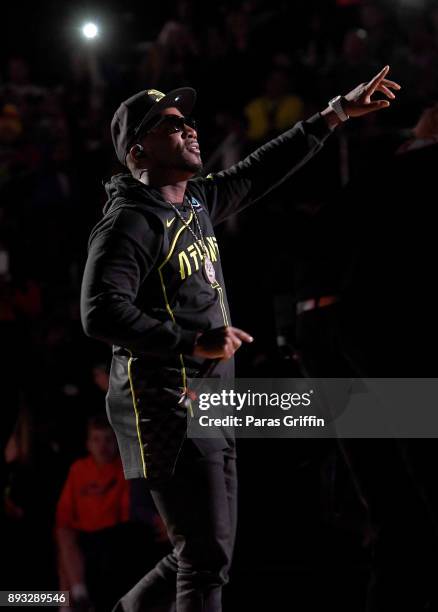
left=343, top=65, right=401, bottom=117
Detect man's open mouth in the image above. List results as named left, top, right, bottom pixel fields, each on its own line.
left=186, top=143, right=201, bottom=153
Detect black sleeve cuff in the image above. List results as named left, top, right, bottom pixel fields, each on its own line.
left=304, top=113, right=335, bottom=140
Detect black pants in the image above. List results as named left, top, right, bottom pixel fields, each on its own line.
left=117, top=439, right=237, bottom=612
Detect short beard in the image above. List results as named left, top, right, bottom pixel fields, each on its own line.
left=178, top=158, right=203, bottom=173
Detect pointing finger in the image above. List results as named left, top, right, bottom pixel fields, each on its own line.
left=366, top=65, right=390, bottom=93
left=230, top=327, right=254, bottom=343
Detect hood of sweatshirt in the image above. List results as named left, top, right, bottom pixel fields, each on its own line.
left=102, top=173, right=175, bottom=217
left=86, top=174, right=171, bottom=248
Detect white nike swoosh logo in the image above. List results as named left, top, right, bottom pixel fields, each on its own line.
left=166, top=217, right=176, bottom=228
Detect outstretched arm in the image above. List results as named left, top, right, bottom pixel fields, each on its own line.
left=198, top=66, right=400, bottom=225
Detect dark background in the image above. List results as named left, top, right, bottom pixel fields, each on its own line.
left=2, top=1, right=438, bottom=610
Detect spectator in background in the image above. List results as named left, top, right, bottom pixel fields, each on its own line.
left=156, top=0, right=199, bottom=89
left=300, top=10, right=336, bottom=74
left=129, top=43, right=163, bottom=94
left=91, top=362, right=110, bottom=394
left=358, top=2, right=395, bottom=64
left=0, top=102, right=40, bottom=188
left=3, top=404, right=60, bottom=590
left=4, top=406, right=34, bottom=521
left=397, top=102, right=438, bottom=153
left=82, top=362, right=111, bottom=419
left=226, top=6, right=250, bottom=54
left=244, top=68, right=304, bottom=143
left=327, top=28, right=379, bottom=96
left=0, top=56, right=45, bottom=109
left=0, top=240, right=28, bottom=488
left=55, top=414, right=130, bottom=612
left=0, top=103, right=22, bottom=145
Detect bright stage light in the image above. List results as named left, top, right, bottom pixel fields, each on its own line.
left=82, top=22, right=98, bottom=39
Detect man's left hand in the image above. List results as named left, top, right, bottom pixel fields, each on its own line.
left=321, top=65, right=401, bottom=129
left=343, top=65, right=401, bottom=118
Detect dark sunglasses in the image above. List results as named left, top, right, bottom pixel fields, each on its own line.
left=140, top=114, right=197, bottom=136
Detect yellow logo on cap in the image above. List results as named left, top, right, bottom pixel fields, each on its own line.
left=146, top=89, right=165, bottom=102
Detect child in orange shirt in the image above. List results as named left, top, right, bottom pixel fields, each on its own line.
left=55, top=414, right=130, bottom=611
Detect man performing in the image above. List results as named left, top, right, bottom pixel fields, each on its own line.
left=80, top=66, right=400, bottom=612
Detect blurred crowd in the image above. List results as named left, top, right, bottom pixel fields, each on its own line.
left=2, top=0, right=438, bottom=609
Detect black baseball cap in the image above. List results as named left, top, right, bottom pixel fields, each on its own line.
left=111, top=87, right=197, bottom=165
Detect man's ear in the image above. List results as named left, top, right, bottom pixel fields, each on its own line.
left=130, top=144, right=146, bottom=161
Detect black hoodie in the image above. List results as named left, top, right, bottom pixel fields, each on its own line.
left=81, top=113, right=332, bottom=365
left=79, top=113, right=332, bottom=481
